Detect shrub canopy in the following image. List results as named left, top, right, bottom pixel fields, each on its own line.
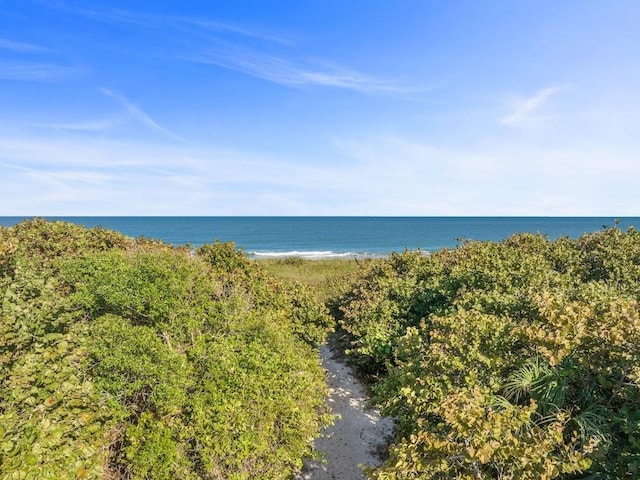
left=0, top=218, right=332, bottom=480
left=336, top=228, right=640, bottom=479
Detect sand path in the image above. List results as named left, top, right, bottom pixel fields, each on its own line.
left=295, top=343, right=394, bottom=480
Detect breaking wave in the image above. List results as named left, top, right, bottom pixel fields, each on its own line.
left=248, top=250, right=385, bottom=259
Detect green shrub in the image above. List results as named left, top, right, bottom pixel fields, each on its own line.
left=0, top=220, right=332, bottom=479
left=336, top=229, right=640, bottom=479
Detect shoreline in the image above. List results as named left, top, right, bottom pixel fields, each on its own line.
left=249, top=251, right=392, bottom=260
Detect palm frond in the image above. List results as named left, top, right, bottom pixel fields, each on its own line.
left=571, top=405, right=611, bottom=448
left=502, top=356, right=567, bottom=415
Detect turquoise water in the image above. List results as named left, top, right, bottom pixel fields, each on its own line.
left=0, top=217, right=636, bottom=258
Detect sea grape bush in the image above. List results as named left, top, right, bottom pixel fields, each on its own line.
left=0, top=219, right=332, bottom=479
left=335, top=229, right=640, bottom=479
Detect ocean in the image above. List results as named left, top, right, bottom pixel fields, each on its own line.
left=0, top=217, right=637, bottom=259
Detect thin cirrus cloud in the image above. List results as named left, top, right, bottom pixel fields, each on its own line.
left=34, top=118, right=123, bottom=133
left=0, top=37, right=52, bottom=53
left=0, top=36, right=75, bottom=82
left=94, top=9, right=292, bottom=45
left=188, top=49, right=407, bottom=94
left=36, top=3, right=405, bottom=95
left=499, top=85, right=565, bottom=126
left=38, top=2, right=290, bottom=45
left=181, top=18, right=292, bottom=45
left=0, top=63, right=83, bottom=82
left=0, top=131, right=323, bottom=215
left=99, top=88, right=187, bottom=142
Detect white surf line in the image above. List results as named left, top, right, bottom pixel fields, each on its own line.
left=295, top=344, right=395, bottom=480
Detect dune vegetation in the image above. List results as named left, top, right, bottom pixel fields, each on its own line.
left=0, top=219, right=332, bottom=480
left=332, top=227, right=640, bottom=479
left=3, top=219, right=640, bottom=479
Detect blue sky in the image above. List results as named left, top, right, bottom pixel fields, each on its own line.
left=1, top=1, right=639, bottom=215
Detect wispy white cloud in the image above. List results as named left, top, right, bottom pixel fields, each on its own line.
left=100, top=88, right=187, bottom=142
left=0, top=132, right=320, bottom=214
left=0, top=63, right=82, bottom=81
left=188, top=49, right=408, bottom=94
left=38, top=3, right=289, bottom=44
left=38, top=2, right=406, bottom=94
left=1, top=125, right=640, bottom=215
left=33, top=118, right=123, bottom=132
left=500, top=86, right=565, bottom=126
left=5, top=162, right=117, bottom=187
left=0, top=159, right=122, bottom=209
left=0, top=37, right=52, bottom=53
left=33, top=1, right=155, bottom=29
left=329, top=133, right=640, bottom=215
left=182, top=18, right=291, bottom=45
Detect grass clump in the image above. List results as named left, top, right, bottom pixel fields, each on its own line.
left=259, top=257, right=374, bottom=304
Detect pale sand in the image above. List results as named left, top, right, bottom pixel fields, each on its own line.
left=295, top=344, right=395, bottom=480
